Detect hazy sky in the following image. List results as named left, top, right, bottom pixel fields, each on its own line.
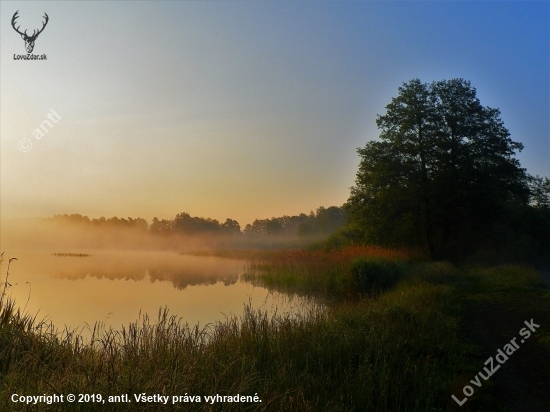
left=1, top=1, right=548, bottom=226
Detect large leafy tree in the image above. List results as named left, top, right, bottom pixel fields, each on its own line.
left=348, top=79, right=528, bottom=260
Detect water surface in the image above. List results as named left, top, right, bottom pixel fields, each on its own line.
left=3, top=250, right=310, bottom=335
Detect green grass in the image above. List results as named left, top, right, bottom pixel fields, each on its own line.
left=1, top=249, right=548, bottom=411
left=243, top=247, right=414, bottom=301
left=0, top=281, right=466, bottom=411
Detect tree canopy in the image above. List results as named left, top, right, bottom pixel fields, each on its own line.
left=347, top=78, right=530, bottom=260
left=243, top=206, right=346, bottom=238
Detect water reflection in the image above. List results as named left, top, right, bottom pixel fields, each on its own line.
left=36, top=250, right=244, bottom=289
left=148, top=269, right=238, bottom=289
left=4, top=250, right=314, bottom=337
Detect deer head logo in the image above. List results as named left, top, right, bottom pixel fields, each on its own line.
left=11, top=11, right=49, bottom=53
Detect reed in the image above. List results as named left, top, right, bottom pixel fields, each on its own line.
left=2, top=249, right=545, bottom=410
left=243, top=246, right=414, bottom=300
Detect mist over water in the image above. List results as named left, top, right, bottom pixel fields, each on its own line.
left=0, top=219, right=316, bottom=339
left=0, top=215, right=319, bottom=252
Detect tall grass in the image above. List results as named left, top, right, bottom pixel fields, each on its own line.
left=0, top=248, right=478, bottom=411
left=0, top=283, right=467, bottom=411
left=243, top=246, right=414, bottom=299
left=0, top=248, right=507, bottom=411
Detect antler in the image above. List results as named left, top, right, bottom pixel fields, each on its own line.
left=29, top=13, right=49, bottom=39
left=11, top=11, right=49, bottom=40
left=11, top=11, right=27, bottom=37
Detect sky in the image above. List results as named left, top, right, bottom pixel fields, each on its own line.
left=1, top=1, right=548, bottom=226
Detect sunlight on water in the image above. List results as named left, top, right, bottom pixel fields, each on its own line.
left=3, top=250, right=316, bottom=338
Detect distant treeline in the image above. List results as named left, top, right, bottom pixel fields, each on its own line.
left=52, top=253, right=90, bottom=257
left=49, top=214, right=148, bottom=230
left=47, top=206, right=346, bottom=238
left=244, top=206, right=345, bottom=237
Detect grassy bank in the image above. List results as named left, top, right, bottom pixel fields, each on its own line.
left=1, top=248, right=548, bottom=411
left=243, top=246, right=417, bottom=300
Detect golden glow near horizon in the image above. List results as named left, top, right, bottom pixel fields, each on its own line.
left=5, top=249, right=312, bottom=335
left=1, top=2, right=548, bottom=226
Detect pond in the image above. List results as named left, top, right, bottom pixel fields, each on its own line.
left=1, top=249, right=312, bottom=337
